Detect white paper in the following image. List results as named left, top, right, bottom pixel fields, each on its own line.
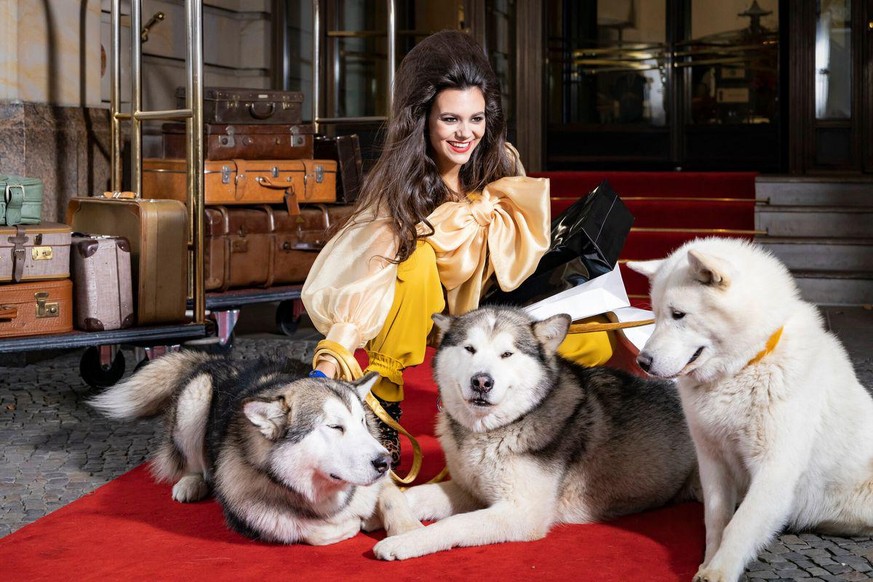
left=523, top=263, right=630, bottom=322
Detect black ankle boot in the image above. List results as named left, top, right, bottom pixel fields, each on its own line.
left=371, top=395, right=402, bottom=469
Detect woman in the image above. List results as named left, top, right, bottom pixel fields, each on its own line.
left=301, top=30, right=613, bottom=466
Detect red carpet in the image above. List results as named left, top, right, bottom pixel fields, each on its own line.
left=535, top=171, right=759, bottom=298
left=0, top=348, right=705, bottom=581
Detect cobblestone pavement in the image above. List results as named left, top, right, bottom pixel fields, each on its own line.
left=1, top=306, right=872, bottom=581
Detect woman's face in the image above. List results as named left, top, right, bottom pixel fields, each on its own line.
left=428, top=87, right=486, bottom=176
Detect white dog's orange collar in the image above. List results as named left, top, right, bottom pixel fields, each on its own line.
left=747, top=327, right=784, bottom=367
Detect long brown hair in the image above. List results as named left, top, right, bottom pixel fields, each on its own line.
left=354, top=30, right=520, bottom=263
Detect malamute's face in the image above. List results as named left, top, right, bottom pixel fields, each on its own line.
left=432, top=308, right=569, bottom=433
left=242, top=375, right=391, bottom=500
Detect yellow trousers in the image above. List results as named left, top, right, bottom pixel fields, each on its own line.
left=365, top=242, right=615, bottom=401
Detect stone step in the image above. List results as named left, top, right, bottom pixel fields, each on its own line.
left=792, top=270, right=873, bottom=306
left=755, top=237, right=873, bottom=271
left=756, top=176, right=873, bottom=207
left=755, top=206, right=873, bottom=238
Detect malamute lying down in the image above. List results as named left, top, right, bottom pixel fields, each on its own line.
left=629, top=237, right=873, bottom=582
left=89, top=352, right=420, bottom=545
left=374, top=306, right=699, bottom=560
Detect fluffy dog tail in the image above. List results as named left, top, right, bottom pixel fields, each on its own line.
left=88, top=351, right=209, bottom=419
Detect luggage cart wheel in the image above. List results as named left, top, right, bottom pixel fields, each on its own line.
left=276, top=300, right=302, bottom=336
left=80, top=346, right=126, bottom=388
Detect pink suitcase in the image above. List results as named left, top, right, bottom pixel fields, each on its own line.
left=71, top=234, right=135, bottom=331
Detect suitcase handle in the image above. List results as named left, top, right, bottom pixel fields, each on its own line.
left=247, top=102, right=275, bottom=120
left=0, top=306, right=18, bottom=321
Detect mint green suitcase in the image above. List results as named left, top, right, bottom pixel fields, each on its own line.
left=1, top=174, right=43, bottom=226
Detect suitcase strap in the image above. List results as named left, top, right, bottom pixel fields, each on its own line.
left=7, top=225, right=28, bottom=283
left=0, top=305, right=18, bottom=320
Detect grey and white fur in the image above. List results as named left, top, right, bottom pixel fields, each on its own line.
left=374, top=306, right=699, bottom=560
left=89, top=351, right=421, bottom=545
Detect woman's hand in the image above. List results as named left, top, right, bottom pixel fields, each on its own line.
left=314, top=359, right=337, bottom=379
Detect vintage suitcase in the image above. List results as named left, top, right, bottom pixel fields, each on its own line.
left=204, top=206, right=273, bottom=291
left=162, top=123, right=315, bottom=161
left=270, top=204, right=356, bottom=285
left=0, top=174, right=43, bottom=226
left=176, top=87, right=303, bottom=125
left=314, top=135, right=363, bottom=204
left=0, top=222, right=72, bottom=283
left=0, top=278, right=74, bottom=338
left=142, top=158, right=337, bottom=206
left=66, top=196, right=187, bottom=325
left=71, top=234, right=135, bottom=331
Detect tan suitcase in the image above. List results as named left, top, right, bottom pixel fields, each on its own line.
left=66, top=196, right=188, bottom=325
left=204, top=206, right=273, bottom=291
left=71, top=234, right=135, bottom=331
left=0, top=222, right=72, bottom=283
left=141, top=159, right=337, bottom=206
left=271, top=204, right=355, bottom=285
left=0, top=279, right=74, bottom=338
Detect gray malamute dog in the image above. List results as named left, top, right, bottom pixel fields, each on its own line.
left=374, top=306, right=699, bottom=560
left=89, top=352, right=420, bottom=545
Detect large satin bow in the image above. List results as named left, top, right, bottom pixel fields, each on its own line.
left=424, top=176, right=551, bottom=315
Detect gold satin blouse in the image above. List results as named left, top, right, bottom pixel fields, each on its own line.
left=300, top=176, right=551, bottom=355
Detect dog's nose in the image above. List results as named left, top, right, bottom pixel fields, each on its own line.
left=470, top=373, right=494, bottom=394
left=637, top=352, right=653, bottom=372
left=371, top=454, right=390, bottom=475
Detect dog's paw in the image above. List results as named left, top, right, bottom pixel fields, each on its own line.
left=373, top=532, right=431, bottom=561
left=387, top=517, right=425, bottom=537
left=172, top=474, right=209, bottom=502
left=693, top=566, right=731, bottom=582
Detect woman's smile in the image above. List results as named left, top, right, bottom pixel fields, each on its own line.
left=428, top=87, right=486, bottom=187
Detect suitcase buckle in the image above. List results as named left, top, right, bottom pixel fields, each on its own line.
left=314, top=164, right=324, bottom=183
left=221, top=165, right=232, bottom=184
left=220, top=126, right=236, bottom=148
left=32, top=246, right=53, bottom=261
left=34, top=292, right=59, bottom=318
left=271, top=166, right=279, bottom=178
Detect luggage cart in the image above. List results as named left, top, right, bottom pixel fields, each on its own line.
left=0, top=0, right=208, bottom=387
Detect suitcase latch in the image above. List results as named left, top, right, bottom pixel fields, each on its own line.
left=34, top=292, right=59, bottom=319
left=220, top=126, right=235, bottom=148
left=314, top=164, right=324, bottom=183
left=271, top=166, right=280, bottom=178
left=221, top=165, right=232, bottom=184
left=32, top=246, right=53, bottom=261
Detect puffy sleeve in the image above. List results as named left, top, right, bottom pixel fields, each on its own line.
left=301, top=214, right=399, bottom=353
left=425, top=176, right=550, bottom=315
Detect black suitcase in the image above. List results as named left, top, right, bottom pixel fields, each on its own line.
left=314, top=134, right=364, bottom=204
left=162, top=123, right=315, bottom=160
left=176, top=86, right=304, bottom=125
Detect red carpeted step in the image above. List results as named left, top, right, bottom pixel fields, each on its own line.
left=551, top=197, right=756, bottom=230
left=623, top=229, right=755, bottom=264
left=533, top=171, right=758, bottom=199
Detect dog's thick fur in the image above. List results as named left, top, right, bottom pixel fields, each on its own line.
left=628, top=237, right=873, bottom=582
left=373, top=306, right=699, bottom=560
left=89, top=352, right=420, bottom=545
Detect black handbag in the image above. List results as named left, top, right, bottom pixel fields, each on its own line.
left=483, top=180, right=634, bottom=307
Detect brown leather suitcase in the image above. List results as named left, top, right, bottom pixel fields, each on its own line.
left=0, top=222, right=72, bottom=283
left=0, top=279, right=74, bottom=338
left=271, top=204, right=356, bottom=285
left=162, top=123, right=315, bottom=161
left=71, top=234, right=135, bottom=331
left=314, top=135, right=363, bottom=204
left=142, top=158, right=337, bottom=206
left=204, top=206, right=273, bottom=291
left=66, top=196, right=188, bottom=325
left=176, top=87, right=304, bottom=125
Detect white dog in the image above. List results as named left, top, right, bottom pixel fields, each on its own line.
left=628, top=237, right=873, bottom=582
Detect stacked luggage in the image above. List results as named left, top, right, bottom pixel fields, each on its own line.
left=141, top=87, right=362, bottom=292
left=1, top=175, right=137, bottom=337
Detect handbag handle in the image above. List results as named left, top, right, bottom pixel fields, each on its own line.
left=0, top=305, right=18, bottom=321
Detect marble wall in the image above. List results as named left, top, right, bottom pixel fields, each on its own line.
left=0, top=102, right=112, bottom=222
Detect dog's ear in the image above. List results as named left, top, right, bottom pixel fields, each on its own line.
left=688, top=249, right=732, bottom=288
left=626, top=259, right=664, bottom=279
left=350, top=371, right=380, bottom=401
left=533, top=314, right=572, bottom=355
left=431, top=312, right=453, bottom=333
left=243, top=397, right=289, bottom=441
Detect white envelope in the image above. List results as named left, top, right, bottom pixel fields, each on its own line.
left=523, top=263, right=630, bottom=322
